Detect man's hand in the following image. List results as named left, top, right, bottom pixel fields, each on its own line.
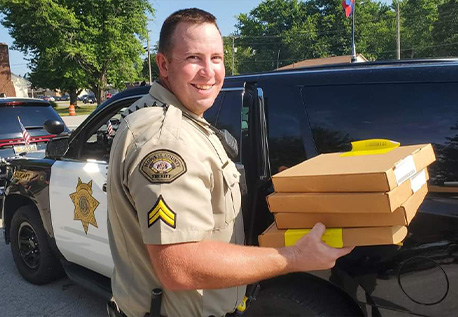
left=281, top=223, right=354, bottom=273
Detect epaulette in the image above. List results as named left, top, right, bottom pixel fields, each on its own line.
left=121, top=99, right=168, bottom=119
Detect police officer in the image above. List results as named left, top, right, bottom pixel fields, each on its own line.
left=107, top=8, right=353, bottom=317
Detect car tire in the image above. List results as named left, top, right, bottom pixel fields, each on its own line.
left=10, top=205, right=65, bottom=285
left=245, top=274, right=363, bottom=316
left=83, top=99, right=88, bottom=104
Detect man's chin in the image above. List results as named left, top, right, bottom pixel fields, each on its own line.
left=191, top=101, right=215, bottom=116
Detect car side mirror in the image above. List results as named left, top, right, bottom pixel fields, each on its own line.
left=44, top=119, right=65, bottom=135
left=45, top=136, right=69, bottom=158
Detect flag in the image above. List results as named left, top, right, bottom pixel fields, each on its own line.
left=17, top=116, right=31, bottom=145
left=107, top=120, right=114, bottom=137
left=342, top=0, right=355, bottom=18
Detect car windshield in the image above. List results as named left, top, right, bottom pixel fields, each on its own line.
left=0, top=105, right=62, bottom=134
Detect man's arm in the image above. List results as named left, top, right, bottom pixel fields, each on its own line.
left=147, top=223, right=353, bottom=291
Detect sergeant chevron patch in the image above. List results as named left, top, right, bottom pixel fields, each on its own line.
left=148, top=195, right=176, bottom=228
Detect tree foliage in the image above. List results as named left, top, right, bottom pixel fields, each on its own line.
left=432, top=0, right=458, bottom=57
left=233, top=0, right=458, bottom=74
left=0, top=0, right=153, bottom=104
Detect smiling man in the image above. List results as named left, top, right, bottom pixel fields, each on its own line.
left=107, top=8, right=352, bottom=317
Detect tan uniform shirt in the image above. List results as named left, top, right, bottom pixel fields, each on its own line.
left=107, top=82, right=246, bottom=317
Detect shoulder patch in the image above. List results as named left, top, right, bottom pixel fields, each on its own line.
left=148, top=195, right=176, bottom=228
left=139, top=149, right=187, bottom=184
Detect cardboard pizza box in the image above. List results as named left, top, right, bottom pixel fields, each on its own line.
left=267, top=169, right=428, bottom=214
left=272, top=143, right=435, bottom=193
left=258, top=223, right=408, bottom=248
left=274, top=184, right=428, bottom=228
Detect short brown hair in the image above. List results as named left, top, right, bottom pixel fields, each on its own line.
left=158, top=8, right=221, bottom=57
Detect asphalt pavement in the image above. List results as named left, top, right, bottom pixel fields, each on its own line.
left=0, top=233, right=107, bottom=316
left=0, top=110, right=106, bottom=316
left=62, top=114, right=89, bottom=130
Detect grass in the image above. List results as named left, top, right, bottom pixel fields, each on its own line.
left=56, top=104, right=97, bottom=116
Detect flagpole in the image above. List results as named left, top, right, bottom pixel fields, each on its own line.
left=351, top=0, right=357, bottom=62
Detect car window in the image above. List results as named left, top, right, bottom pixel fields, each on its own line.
left=304, top=82, right=458, bottom=186
left=204, top=93, right=223, bottom=125
left=0, top=105, right=62, bottom=135
left=211, top=90, right=243, bottom=162
left=263, top=83, right=309, bottom=174
left=79, top=107, right=127, bottom=162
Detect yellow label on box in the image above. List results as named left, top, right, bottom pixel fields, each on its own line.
left=284, top=228, right=344, bottom=248
left=341, top=139, right=400, bottom=157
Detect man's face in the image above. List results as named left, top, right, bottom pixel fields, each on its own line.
left=157, top=22, right=225, bottom=116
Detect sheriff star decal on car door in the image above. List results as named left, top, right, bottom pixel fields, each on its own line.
left=70, top=177, right=100, bottom=234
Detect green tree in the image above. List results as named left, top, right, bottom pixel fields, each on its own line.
left=235, top=0, right=313, bottom=73
left=27, top=51, right=88, bottom=105
left=401, top=0, right=443, bottom=58
left=223, top=37, right=258, bottom=75
left=234, top=0, right=397, bottom=73
left=141, top=52, right=159, bottom=83
left=0, top=0, right=153, bottom=104
left=432, top=0, right=458, bottom=57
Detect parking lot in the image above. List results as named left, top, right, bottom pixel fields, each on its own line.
left=0, top=106, right=102, bottom=316
left=0, top=231, right=107, bottom=316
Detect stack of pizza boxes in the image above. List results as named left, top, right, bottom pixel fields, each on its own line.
left=259, top=141, right=436, bottom=248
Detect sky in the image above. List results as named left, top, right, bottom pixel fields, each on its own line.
left=0, top=0, right=392, bottom=77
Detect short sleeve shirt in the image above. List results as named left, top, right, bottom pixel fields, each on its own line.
left=107, top=82, right=246, bottom=317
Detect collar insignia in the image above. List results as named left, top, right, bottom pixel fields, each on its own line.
left=148, top=195, right=176, bottom=229
left=70, top=177, right=100, bottom=234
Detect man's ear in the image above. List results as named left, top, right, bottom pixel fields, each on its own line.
left=156, top=53, right=169, bottom=78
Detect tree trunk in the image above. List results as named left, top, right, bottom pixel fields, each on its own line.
left=91, top=71, right=108, bottom=105
left=69, top=89, right=78, bottom=107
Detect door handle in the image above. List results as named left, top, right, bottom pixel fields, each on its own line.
left=103, top=183, right=107, bottom=192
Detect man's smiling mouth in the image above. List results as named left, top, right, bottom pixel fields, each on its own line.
left=192, top=84, right=213, bottom=90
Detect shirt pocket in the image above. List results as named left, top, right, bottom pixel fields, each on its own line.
left=222, top=163, right=241, bottom=226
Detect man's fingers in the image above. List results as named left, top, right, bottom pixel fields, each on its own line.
left=309, top=222, right=326, bottom=240
left=334, top=246, right=355, bottom=257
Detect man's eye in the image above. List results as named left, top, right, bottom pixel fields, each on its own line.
left=212, top=56, right=223, bottom=62
left=187, top=56, right=199, bottom=60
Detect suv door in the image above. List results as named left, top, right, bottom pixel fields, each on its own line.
left=49, top=97, right=140, bottom=277
left=205, top=83, right=272, bottom=244
left=303, top=79, right=458, bottom=316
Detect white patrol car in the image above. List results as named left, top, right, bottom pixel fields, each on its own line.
left=1, top=87, right=152, bottom=293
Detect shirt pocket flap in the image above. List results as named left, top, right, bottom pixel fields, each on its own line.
left=222, top=163, right=240, bottom=188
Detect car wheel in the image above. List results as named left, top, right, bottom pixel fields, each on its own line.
left=10, top=205, right=65, bottom=285
left=83, top=99, right=87, bottom=104
left=245, top=275, right=363, bottom=316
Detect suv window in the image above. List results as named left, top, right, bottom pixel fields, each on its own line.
left=0, top=105, right=62, bottom=135
left=263, top=83, right=309, bottom=174
left=205, top=89, right=243, bottom=162
left=80, top=109, right=125, bottom=161
left=304, top=82, right=458, bottom=186
left=70, top=99, right=138, bottom=161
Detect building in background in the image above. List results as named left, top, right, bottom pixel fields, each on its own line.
left=11, top=73, right=30, bottom=98
left=0, top=43, right=16, bottom=97
left=277, top=54, right=367, bottom=70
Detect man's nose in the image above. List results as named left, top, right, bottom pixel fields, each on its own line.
left=199, top=59, right=215, bottom=78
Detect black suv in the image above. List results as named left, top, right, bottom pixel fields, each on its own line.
left=2, top=59, right=457, bottom=316
left=0, top=98, right=68, bottom=197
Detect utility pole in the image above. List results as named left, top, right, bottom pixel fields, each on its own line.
left=351, top=0, right=357, bottom=62
left=276, top=48, right=281, bottom=69
left=147, top=29, right=152, bottom=85
left=396, top=1, right=401, bottom=60
left=231, top=36, right=235, bottom=76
